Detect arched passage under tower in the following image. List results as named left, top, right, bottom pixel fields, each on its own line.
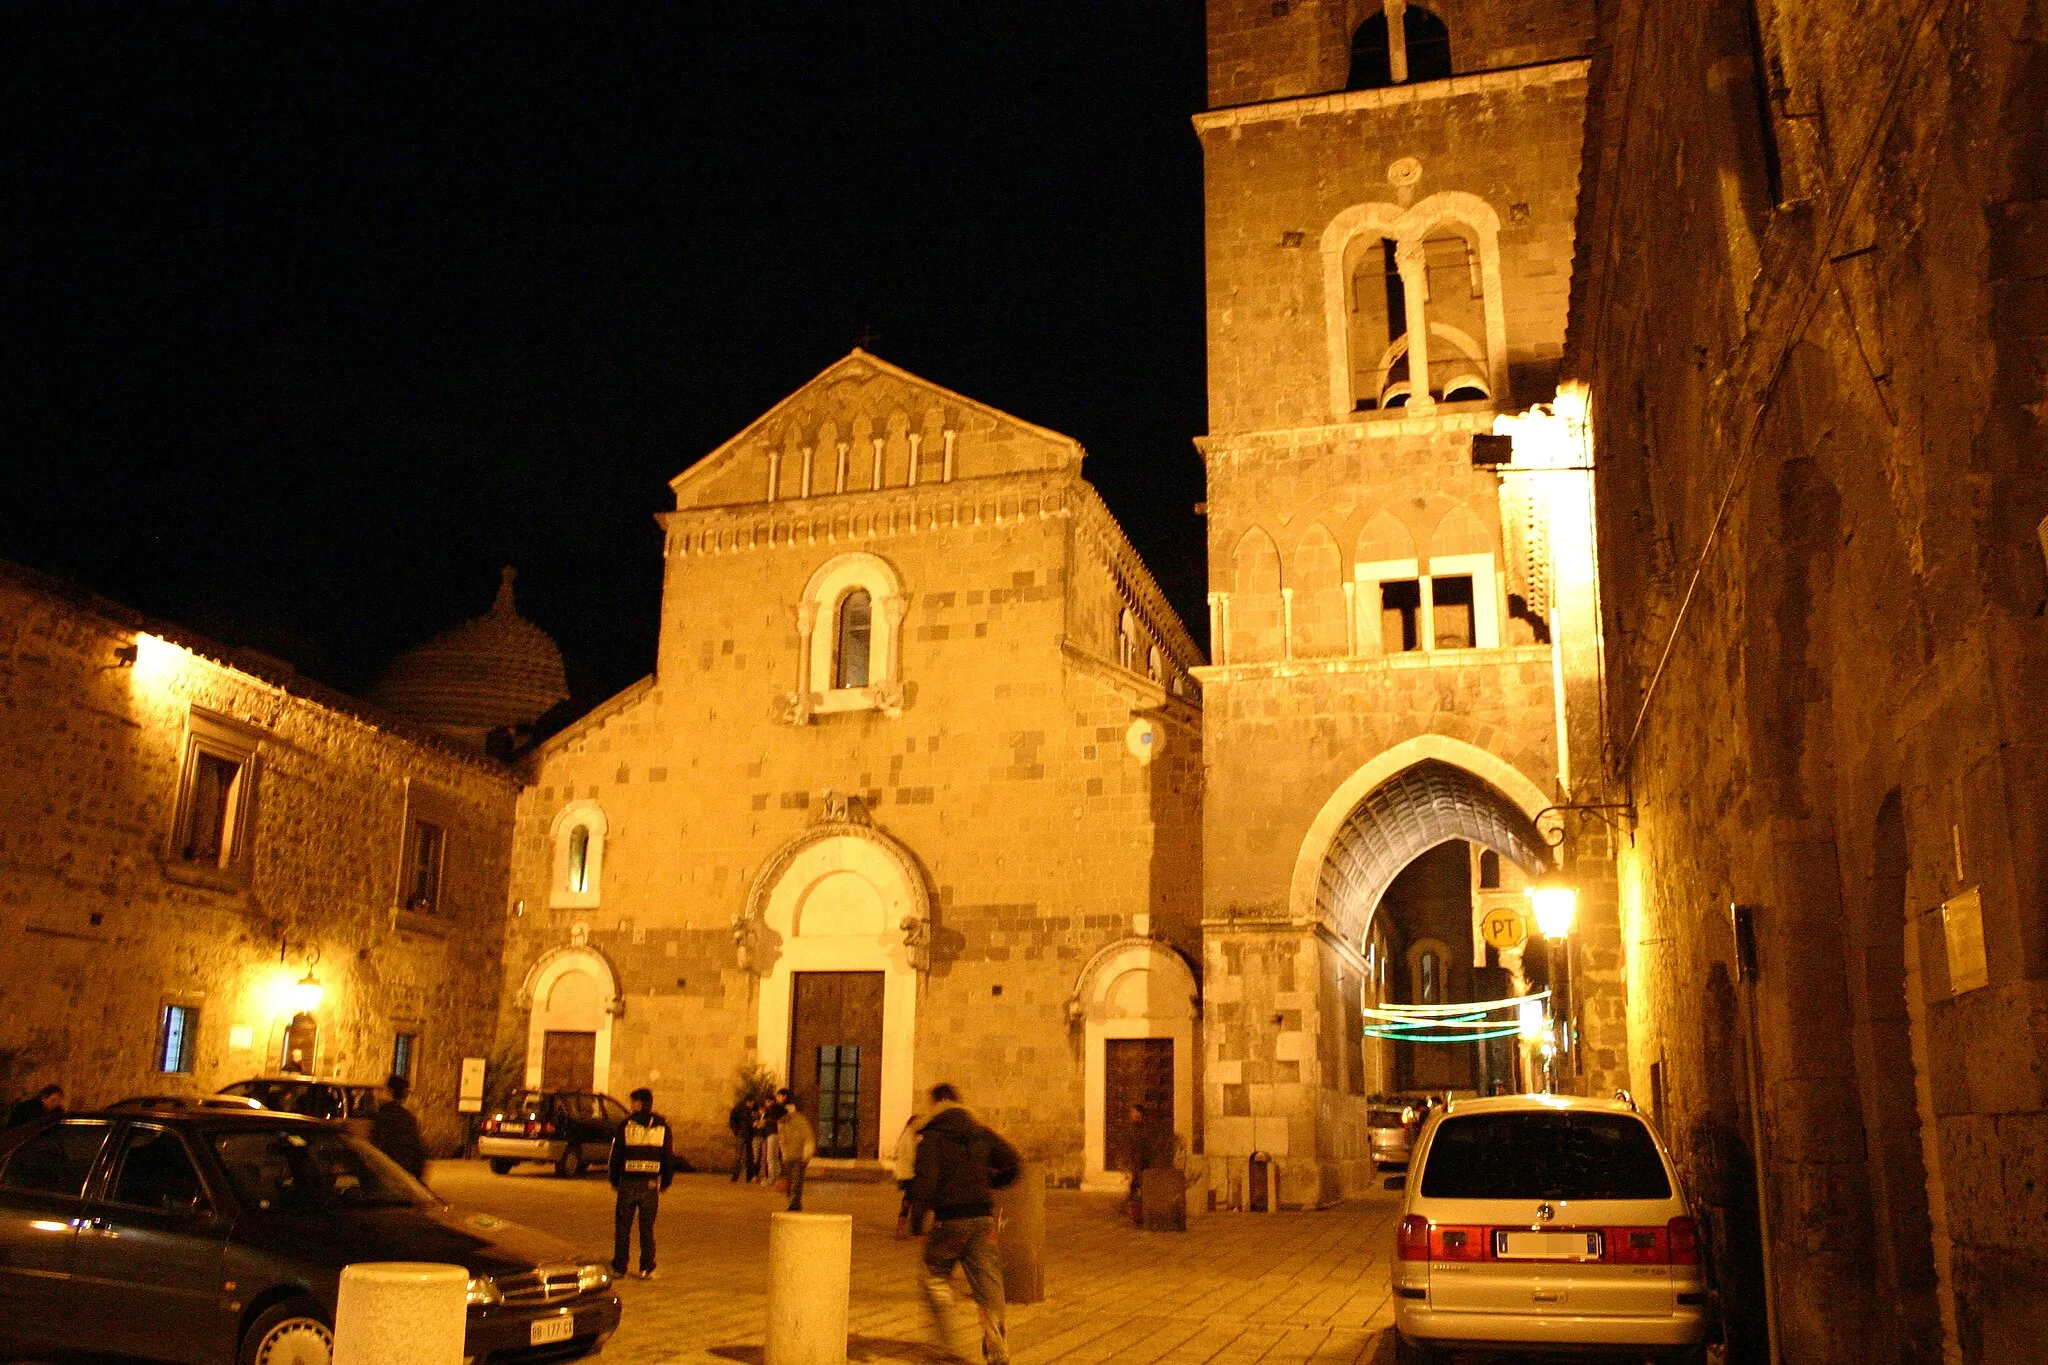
left=1203, top=740, right=1560, bottom=1205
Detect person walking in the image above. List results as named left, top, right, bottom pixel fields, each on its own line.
left=607, top=1088, right=675, bottom=1280
left=778, top=1095, right=817, bottom=1211
left=729, top=1095, right=758, bottom=1182
left=5, top=1084, right=63, bottom=1130
left=369, top=1074, right=428, bottom=1180
left=909, top=1083, right=1020, bottom=1365
left=761, top=1090, right=788, bottom=1184
left=749, top=1098, right=773, bottom=1184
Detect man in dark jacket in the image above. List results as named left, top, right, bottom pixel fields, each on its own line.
left=608, top=1088, right=675, bottom=1279
left=5, top=1085, right=62, bottom=1130
left=728, top=1097, right=756, bottom=1181
left=368, top=1074, right=428, bottom=1180
left=909, top=1083, right=1020, bottom=1365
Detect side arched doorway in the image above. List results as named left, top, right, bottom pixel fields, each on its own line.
left=1072, top=939, right=1200, bottom=1192
left=741, top=822, right=926, bottom=1165
left=521, top=945, right=620, bottom=1095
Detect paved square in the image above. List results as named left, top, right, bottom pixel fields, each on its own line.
left=430, top=1163, right=1401, bottom=1365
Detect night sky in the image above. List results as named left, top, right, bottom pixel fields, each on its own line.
left=5, top=2, right=1210, bottom=709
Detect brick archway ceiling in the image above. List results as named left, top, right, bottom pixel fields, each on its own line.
left=1316, top=759, right=1552, bottom=944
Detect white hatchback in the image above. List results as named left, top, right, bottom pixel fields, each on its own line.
left=1391, top=1093, right=1713, bottom=1363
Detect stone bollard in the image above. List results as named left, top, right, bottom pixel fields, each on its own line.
left=996, top=1162, right=1046, bottom=1304
left=332, top=1262, right=467, bottom=1365
left=767, top=1211, right=852, bottom=1365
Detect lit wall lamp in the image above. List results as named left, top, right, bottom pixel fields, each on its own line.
left=276, top=935, right=323, bottom=1011
left=1527, top=875, right=1579, bottom=940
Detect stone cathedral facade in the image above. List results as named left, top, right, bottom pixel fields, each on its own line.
left=498, top=353, right=1206, bottom=1186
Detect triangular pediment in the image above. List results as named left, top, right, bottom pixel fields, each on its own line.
left=669, top=350, right=1085, bottom=510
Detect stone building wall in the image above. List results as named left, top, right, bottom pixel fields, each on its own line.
left=1566, top=0, right=2048, bottom=1359
left=498, top=355, right=1204, bottom=1181
left=0, top=564, right=517, bottom=1152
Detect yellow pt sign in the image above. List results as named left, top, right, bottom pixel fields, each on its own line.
left=1481, top=906, right=1529, bottom=952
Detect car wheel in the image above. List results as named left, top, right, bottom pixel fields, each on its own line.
left=558, top=1144, right=586, bottom=1178
left=488, top=1158, right=514, bottom=1175
left=1391, top=1333, right=1442, bottom=1365
left=239, top=1298, right=333, bottom=1365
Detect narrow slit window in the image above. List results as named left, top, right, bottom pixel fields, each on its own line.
left=1479, top=849, right=1502, bottom=889
left=392, top=1032, right=417, bottom=1082
left=1380, top=579, right=1422, bottom=653
left=1419, top=951, right=1442, bottom=1005
left=835, top=590, right=873, bottom=689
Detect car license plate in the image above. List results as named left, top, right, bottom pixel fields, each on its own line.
left=1495, top=1230, right=1602, bottom=1260
left=530, top=1314, right=576, bottom=1346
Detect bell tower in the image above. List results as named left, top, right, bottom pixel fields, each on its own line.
left=1192, top=0, right=1624, bottom=1205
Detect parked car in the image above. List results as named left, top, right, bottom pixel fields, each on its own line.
left=1391, top=1093, right=1712, bottom=1363
left=1368, top=1098, right=1421, bottom=1168
left=0, top=1108, right=621, bottom=1365
left=216, top=1077, right=385, bottom=1138
left=478, top=1091, right=633, bottom=1178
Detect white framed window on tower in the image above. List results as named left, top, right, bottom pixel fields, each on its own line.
left=549, top=801, right=608, bottom=909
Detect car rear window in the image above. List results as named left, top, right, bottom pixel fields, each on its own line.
left=1368, top=1108, right=1410, bottom=1127
left=212, top=1128, right=431, bottom=1210
left=1420, top=1111, right=1671, bottom=1201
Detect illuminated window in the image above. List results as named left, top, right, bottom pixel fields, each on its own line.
left=170, top=708, right=260, bottom=877
left=835, top=589, right=873, bottom=689
left=156, top=1004, right=198, bottom=1074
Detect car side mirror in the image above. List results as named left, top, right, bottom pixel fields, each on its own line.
left=1383, top=1175, right=1406, bottom=1191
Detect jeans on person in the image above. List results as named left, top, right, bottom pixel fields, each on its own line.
left=921, top=1215, right=1006, bottom=1364
left=732, top=1130, right=752, bottom=1181
left=612, top=1181, right=660, bottom=1274
left=785, top=1159, right=807, bottom=1211
left=764, top=1133, right=783, bottom=1182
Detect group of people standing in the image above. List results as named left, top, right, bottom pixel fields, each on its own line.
left=726, top=1086, right=818, bottom=1211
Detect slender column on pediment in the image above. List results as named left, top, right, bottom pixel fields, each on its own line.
left=1384, top=0, right=1410, bottom=83
left=1342, top=581, right=1358, bottom=655
left=767, top=448, right=782, bottom=501
left=793, top=600, right=819, bottom=723
left=1280, top=586, right=1296, bottom=661
left=800, top=446, right=813, bottom=499
left=942, top=430, right=956, bottom=482
left=836, top=442, right=849, bottom=494
left=871, top=438, right=885, bottom=490
left=907, top=433, right=922, bottom=487
left=1397, top=240, right=1433, bottom=408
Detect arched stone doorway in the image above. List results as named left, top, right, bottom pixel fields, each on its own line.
left=1070, top=938, right=1199, bottom=1191
left=740, top=819, right=927, bottom=1164
left=521, top=943, right=620, bottom=1094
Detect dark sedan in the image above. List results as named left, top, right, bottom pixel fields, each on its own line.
left=0, top=1108, right=622, bottom=1365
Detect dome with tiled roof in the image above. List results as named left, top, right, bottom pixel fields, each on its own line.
left=369, top=567, right=569, bottom=749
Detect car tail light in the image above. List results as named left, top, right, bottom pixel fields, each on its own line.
left=1668, top=1216, right=1699, bottom=1265
left=1601, top=1218, right=1699, bottom=1266
left=1605, top=1226, right=1670, bottom=1264
left=1429, top=1225, right=1490, bottom=1262
left=524, top=1121, right=540, bottom=1136
left=538, top=1122, right=555, bottom=1137
left=1397, top=1215, right=1431, bottom=1261
left=480, top=1118, right=498, bottom=1133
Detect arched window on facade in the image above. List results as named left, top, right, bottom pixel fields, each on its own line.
left=567, top=825, right=591, bottom=894
left=1348, top=7, right=1452, bottom=90
left=835, top=589, right=873, bottom=689
left=1118, top=609, right=1138, bottom=672
left=1350, top=237, right=1409, bottom=409
left=550, top=802, right=607, bottom=909
left=1479, top=848, right=1501, bottom=889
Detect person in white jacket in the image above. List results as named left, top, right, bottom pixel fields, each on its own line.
left=893, top=1109, right=925, bottom=1237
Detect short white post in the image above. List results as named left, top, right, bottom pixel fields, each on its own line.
left=767, top=1211, right=852, bottom=1365
left=332, top=1262, right=467, bottom=1365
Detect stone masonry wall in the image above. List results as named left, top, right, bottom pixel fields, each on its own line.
left=0, top=566, right=517, bottom=1152
left=1568, top=0, right=2048, bottom=1358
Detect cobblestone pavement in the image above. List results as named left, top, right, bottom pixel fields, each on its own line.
left=429, top=1162, right=1400, bottom=1365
